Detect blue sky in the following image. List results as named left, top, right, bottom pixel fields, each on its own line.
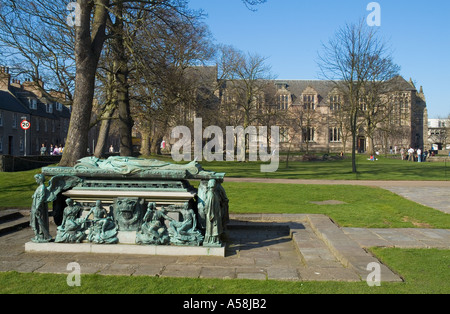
left=188, top=0, right=450, bottom=118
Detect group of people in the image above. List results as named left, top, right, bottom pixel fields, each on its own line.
left=400, top=147, right=429, bottom=162
left=366, top=146, right=432, bottom=163
left=40, top=143, right=64, bottom=156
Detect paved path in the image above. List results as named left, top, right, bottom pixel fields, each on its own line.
left=382, top=187, right=450, bottom=214
left=226, top=178, right=450, bottom=214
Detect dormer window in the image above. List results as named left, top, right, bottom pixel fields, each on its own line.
left=330, top=95, right=341, bottom=111
left=55, top=102, right=63, bottom=111
left=275, top=82, right=288, bottom=90
left=303, top=95, right=315, bottom=110
left=29, top=98, right=37, bottom=110
left=46, top=103, right=53, bottom=113
left=278, top=94, right=289, bottom=110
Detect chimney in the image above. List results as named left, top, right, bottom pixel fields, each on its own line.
left=22, top=77, right=44, bottom=97
left=49, top=90, right=66, bottom=102
left=10, top=78, right=22, bottom=89
left=0, top=66, right=11, bottom=91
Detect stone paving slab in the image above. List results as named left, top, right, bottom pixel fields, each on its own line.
left=305, top=215, right=403, bottom=282
left=344, top=228, right=450, bottom=249
left=382, top=187, right=450, bottom=214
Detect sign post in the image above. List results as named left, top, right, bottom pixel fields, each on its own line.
left=20, top=118, right=30, bottom=156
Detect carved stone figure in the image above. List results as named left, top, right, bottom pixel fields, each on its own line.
left=30, top=174, right=82, bottom=243
left=30, top=174, right=52, bottom=243
left=55, top=198, right=86, bottom=243
left=113, top=197, right=144, bottom=231
left=85, top=200, right=118, bottom=244
left=200, top=179, right=229, bottom=247
left=74, top=156, right=201, bottom=176
left=168, top=202, right=204, bottom=246
left=136, top=203, right=173, bottom=245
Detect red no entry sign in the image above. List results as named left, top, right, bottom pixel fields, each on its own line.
left=21, top=120, right=31, bottom=130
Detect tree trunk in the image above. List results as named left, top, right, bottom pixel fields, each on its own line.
left=94, top=108, right=115, bottom=158
left=367, top=136, right=375, bottom=156
left=351, top=111, right=358, bottom=173
left=60, top=64, right=97, bottom=166
left=59, top=0, right=109, bottom=167
left=117, top=76, right=133, bottom=156
left=112, top=2, right=133, bottom=157
left=150, top=137, right=162, bottom=155
left=140, top=132, right=151, bottom=156
left=352, top=132, right=357, bottom=173
left=285, top=139, right=292, bottom=168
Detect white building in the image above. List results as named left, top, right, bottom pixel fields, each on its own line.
left=428, top=118, right=449, bottom=150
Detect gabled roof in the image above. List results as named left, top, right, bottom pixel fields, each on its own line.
left=384, top=75, right=417, bottom=92
left=0, top=90, right=30, bottom=114
left=272, top=76, right=418, bottom=105
left=8, top=85, right=71, bottom=119
left=274, top=80, right=335, bottom=105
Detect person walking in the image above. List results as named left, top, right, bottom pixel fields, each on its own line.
left=40, top=144, right=47, bottom=156
left=408, top=147, right=414, bottom=162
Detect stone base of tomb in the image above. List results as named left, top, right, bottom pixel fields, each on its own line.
left=24, top=241, right=225, bottom=257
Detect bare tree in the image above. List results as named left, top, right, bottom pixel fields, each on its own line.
left=218, top=45, right=275, bottom=129
left=327, top=91, right=352, bottom=154
left=318, top=19, right=399, bottom=173
left=92, top=45, right=117, bottom=158
left=60, top=0, right=110, bottom=166
left=0, top=0, right=266, bottom=165
left=241, top=0, right=267, bottom=10
left=0, top=0, right=108, bottom=166
left=0, top=0, right=75, bottom=104
left=128, top=5, right=214, bottom=155
left=360, top=57, right=400, bottom=155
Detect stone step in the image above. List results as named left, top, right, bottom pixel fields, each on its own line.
left=0, top=209, right=24, bottom=223
left=0, top=210, right=30, bottom=236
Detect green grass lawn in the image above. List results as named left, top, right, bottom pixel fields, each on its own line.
left=0, top=168, right=41, bottom=209
left=223, top=182, right=450, bottom=229
left=141, top=153, right=450, bottom=181
left=0, top=248, right=448, bottom=294
left=202, top=155, right=450, bottom=181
